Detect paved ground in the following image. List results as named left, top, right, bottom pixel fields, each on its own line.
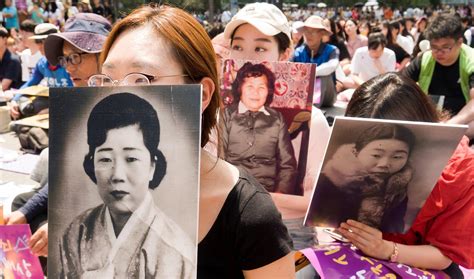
left=0, top=131, right=38, bottom=215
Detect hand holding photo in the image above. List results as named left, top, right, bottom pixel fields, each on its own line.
left=304, top=117, right=467, bottom=233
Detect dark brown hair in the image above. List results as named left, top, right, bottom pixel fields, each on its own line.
left=231, top=62, right=275, bottom=106
left=83, top=93, right=166, bottom=189
left=424, top=13, right=464, bottom=41
left=368, top=32, right=387, bottom=50
left=354, top=124, right=416, bottom=154
left=345, top=72, right=443, bottom=123
left=100, top=4, right=220, bottom=147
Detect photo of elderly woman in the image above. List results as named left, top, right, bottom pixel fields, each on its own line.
left=221, top=62, right=299, bottom=195
left=49, top=88, right=200, bottom=278
left=305, top=117, right=467, bottom=233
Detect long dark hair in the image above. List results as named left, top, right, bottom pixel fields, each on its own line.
left=346, top=72, right=443, bottom=123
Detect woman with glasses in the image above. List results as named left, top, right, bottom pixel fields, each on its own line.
left=4, top=12, right=112, bottom=262
left=94, top=4, right=295, bottom=279
left=402, top=14, right=474, bottom=117
left=59, top=93, right=195, bottom=278
left=44, top=13, right=112, bottom=87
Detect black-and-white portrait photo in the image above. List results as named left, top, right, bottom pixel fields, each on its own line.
left=305, top=117, right=467, bottom=233
left=48, top=86, right=201, bottom=278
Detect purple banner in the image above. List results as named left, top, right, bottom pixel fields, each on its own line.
left=0, top=224, right=43, bottom=279
left=301, top=243, right=449, bottom=279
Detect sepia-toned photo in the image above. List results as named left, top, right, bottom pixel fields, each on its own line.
left=305, top=117, right=467, bottom=233
left=48, top=85, right=201, bottom=278
left=220, top=59, right=316, bottom=196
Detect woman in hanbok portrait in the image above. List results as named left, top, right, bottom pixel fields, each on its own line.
left=59, top=93, right=195, bottom=278
left=221, top=62, right=299, bottom=195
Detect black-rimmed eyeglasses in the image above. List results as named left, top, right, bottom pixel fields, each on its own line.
left=58, top=52, right=87, bottom=68
left=87, top=73, right=189, bottom=87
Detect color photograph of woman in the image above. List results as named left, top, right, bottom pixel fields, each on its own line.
left=220, top=62, right=299, bottom=195
left=220, top=55, right=318, bottom=198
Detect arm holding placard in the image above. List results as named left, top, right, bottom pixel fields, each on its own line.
left=447, top=90, right=474, bottom=138
left=338, top=136, right=474, bottom=272
left=338, top=219, right=452, bottom=270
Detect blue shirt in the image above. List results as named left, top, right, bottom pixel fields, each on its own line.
left=14, top=57, right=73, bottom=101
left=31, top=7, right=45, bottom=24
left=19, top=184, right=48, bottom=223
left=2, top=6, right=19, bottom=30
left=292, top=43, right=338, bottom=66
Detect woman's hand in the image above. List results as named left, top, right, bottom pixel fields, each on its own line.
left=338, top=219, right=393, bottom=260
left=5, top=211, right=27, bottom=225
left=29, top=223, right=48, bottom=257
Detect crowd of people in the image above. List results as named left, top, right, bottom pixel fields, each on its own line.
left=0, top=0, right=473, bottom=278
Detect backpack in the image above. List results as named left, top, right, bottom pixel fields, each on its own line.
left=17, top=126, right=49, bottom=154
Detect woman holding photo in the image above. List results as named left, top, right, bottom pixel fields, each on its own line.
left=223, top=2, right=330, bottom=251
left=60, top=93, right=195, bottom=278
left=339, top=73, right=473, bottom=277
left=93, top=4, right=295, bottom=278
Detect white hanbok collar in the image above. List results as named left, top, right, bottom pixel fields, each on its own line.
left=104, top=192, right=154, bottom=262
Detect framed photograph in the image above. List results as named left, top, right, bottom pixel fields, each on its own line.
left=220, top=59, right=316, bottom=195
left=48, top=85, right=201, bottom=278
left=304, top=117, right=467, bottom=232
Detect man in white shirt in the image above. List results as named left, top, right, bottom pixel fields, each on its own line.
left=351, top=32, right=396, bottom=86
left=18, top=20, right=43, bottom=82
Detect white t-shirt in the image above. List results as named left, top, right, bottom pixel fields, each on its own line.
left=397, top=34, right=414, bottom=55
left=20, top=49, right=43, bottom=82
left=351, top=46, right=396, bottom=82
left=464, top=28, right=472, bottom=46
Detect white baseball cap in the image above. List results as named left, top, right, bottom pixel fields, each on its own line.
left=29, top=23, right=59, bottom=40
left=224, top=2, right=291, bottom=41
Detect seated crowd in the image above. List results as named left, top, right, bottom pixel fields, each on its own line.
left=1, top=2, right=473, bottom=278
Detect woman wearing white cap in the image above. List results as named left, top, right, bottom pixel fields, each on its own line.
left=223, top=2, right=330, bottom=251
